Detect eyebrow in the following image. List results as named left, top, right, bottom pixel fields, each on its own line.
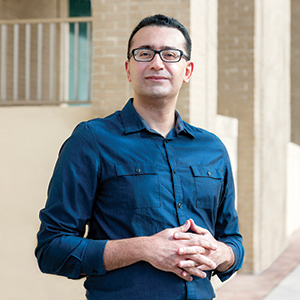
left=136, top=45, right=179, bottom=50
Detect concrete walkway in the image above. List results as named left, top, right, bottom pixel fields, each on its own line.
left=263, top=263, right=300, bottom=300
left=215, top=229, right=300, bottom=300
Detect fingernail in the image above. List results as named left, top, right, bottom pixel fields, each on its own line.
left=174, top=232, right=179, bottom=238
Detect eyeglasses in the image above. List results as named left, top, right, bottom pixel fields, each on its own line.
left=128, top=48, right=188, bottom=63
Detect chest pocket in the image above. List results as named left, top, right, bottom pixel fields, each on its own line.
left=115, top=163, right=161, bottom=210
left=190, top=165, right=223, bottom=210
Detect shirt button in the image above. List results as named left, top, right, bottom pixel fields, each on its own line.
left=135, top=168, right=141, bottom=173
left=173, top=169, right=177, bottom=174
left=207, top=171, right=211, bottom=176
left=93, top=270, right=98, bottom=274
left=178, top=203, right=182, bottom=208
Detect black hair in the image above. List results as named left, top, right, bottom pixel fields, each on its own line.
left=127, top=14, right=192, bottom=60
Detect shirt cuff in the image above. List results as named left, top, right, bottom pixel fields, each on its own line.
left=81, top=239, right=109, bottom=276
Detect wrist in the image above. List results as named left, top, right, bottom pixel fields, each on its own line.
left=215, top=242, right=235, bottom=272
left=139, top=236, right=155, bottom=263
left=103, top=236, right=150, bottom=271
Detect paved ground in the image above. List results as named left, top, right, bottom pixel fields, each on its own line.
left=215, top=229, right=300, bottom=300
left=263, top=263, right=300, bottom=300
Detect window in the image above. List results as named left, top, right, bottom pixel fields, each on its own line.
left=0, top=0, right=92, bottom=106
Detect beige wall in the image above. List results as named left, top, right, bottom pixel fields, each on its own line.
left=253, top=0, right=291, bottom=273
left=286, top=143, right=300, bottom=237
left=0, top=106, right=94, bottom=299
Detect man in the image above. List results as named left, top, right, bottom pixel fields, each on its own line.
left=35, top=14, right=244, bottom=300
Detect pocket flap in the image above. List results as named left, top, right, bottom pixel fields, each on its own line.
left=190, top=165, right=222, bottom=179
left=115, top=163, right=157, bottom=176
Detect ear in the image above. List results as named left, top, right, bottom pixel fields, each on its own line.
left=183, top=60, right=194, bottom=83
left=125, top=60, right=131, bottom=82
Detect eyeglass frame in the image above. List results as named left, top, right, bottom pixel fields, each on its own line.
left=127, top=48, right=189, bottom=63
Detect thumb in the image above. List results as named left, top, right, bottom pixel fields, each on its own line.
left=178, top=219, right=191, bottom=233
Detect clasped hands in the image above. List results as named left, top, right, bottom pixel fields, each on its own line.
left=147, top=219, right=234, bottom=282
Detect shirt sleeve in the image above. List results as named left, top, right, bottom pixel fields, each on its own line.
left=213, top=148, right=245, bottom=282
left=35, top=123, right=108, bottom=279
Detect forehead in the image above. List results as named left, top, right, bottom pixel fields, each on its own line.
left=130, top=26, right=186, bottom=50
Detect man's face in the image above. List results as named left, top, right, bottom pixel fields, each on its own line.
left=125, top=26, right=193, bottom=103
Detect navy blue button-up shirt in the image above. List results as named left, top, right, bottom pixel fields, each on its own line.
left=35, top=99, right=244, bottom=300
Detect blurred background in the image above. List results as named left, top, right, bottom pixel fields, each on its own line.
left=0, top=0, right=299, bottom=299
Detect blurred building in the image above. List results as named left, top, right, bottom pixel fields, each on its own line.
left=0, top=0, right=299, bottom=299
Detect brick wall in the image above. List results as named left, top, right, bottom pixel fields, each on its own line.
left=291, top=0, right=300, bottom=145
left=92, top=0, right=194, bottom=118
left=0, top=0, right=59, bottom=19
left=218, top=0, right=256, bottom=272
left=218, top=0, right=291, bottom=273
left=190, top=0, right=218, bottom=130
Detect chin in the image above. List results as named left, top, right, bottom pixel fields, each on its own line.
left=146, top=89, right=171, bottom=99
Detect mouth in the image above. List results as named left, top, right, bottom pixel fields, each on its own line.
left=145, top=76, right=168, bottom=82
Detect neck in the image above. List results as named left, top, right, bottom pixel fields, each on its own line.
left=132, top=97, right=176, bottom=138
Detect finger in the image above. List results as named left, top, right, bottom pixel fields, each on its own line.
left=189, top=219, right=209, bottom=235
left=178, top=246, right=204, bottom=255
left=181, top=268, right=207, bottom=279
left=173, top=232, right=192, bottom=240
left=176, top=236, right=217, bottom=250
left=174, top=231, right=211, bottom=241
left=195, top=256, right=217, bottom=270
left=172, top=220, right=191, bottom=239
left=179, top=253, right=217, bottom=270
left=174, top=267, right=193, bottom=282
left=197, top=263, right=216, bottom=271
left=178, top=259, right=199, bottom=269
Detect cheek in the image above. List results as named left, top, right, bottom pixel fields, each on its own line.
left=129, top=65, right=140, bottom=78
left=168, top=65, right=184, bottom=79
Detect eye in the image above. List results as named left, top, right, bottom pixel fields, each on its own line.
left=136, top=49, right=152, bottom=58
left=162, top=50, right=180, bottom=60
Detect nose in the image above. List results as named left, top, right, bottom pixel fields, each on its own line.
left=149, top=53, right=165, bottom=70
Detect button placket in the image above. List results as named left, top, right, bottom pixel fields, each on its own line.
left=163, top=138, right=185, bottom=223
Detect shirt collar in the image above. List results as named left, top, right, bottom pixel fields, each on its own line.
left=120, top=98, right=195, bottom=139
